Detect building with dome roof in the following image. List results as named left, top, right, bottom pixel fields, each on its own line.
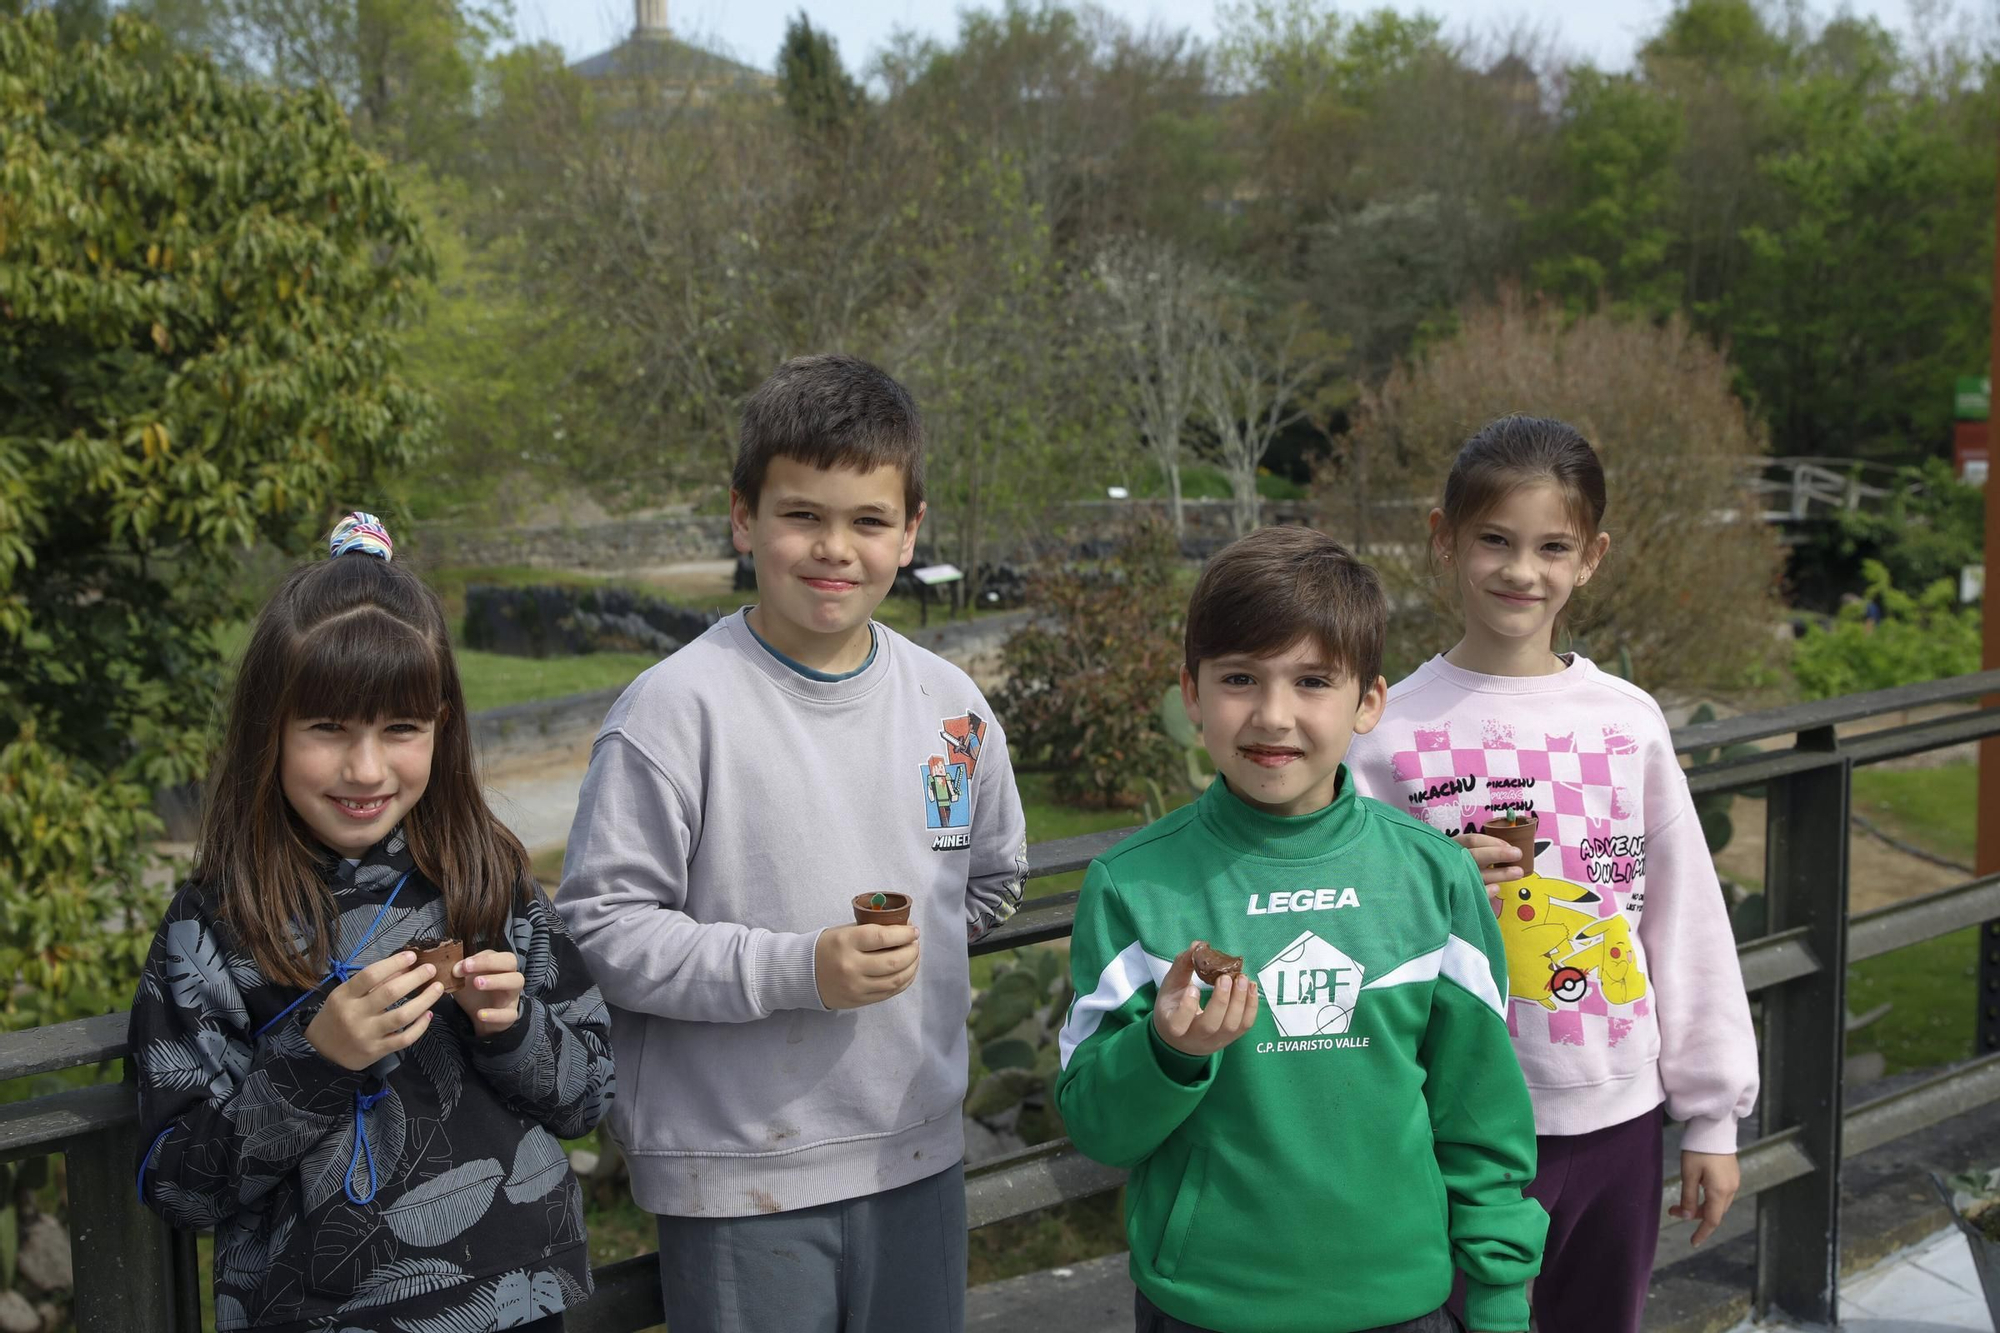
left=571, top=0, right=776, bottom=103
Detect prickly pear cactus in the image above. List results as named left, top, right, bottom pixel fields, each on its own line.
left=963, top=947, right=1074, bottom=1152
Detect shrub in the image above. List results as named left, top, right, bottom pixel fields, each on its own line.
left=1313, top=290, right=1787, bottom=691
left=994, top=522, right=1187, bottom=807
left=1792, top=562, right=1981, bottom=699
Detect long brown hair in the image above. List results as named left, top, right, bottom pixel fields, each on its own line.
left=197, top=545, right=527, bottom=989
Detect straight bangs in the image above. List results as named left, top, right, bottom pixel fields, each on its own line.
left=282, top=606, right=444, bottom=725
left=1443, top=468, right=1600, bottom=551
left=1184, top=527, right=1387, bottom=690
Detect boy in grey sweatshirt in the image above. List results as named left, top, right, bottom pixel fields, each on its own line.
left=556, top=354, right=1030, bottom=1332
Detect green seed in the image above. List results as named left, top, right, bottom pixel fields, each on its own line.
left=870, top=893, right=886, bottom=908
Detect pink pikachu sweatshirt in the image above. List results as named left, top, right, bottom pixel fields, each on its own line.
left=1348, top=654, right=1758, bottom=1154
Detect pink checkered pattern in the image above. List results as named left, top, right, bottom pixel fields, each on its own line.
left=1391, top=719, right=1653, bottom=1048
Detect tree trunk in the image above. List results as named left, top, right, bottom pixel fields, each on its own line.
left=1166, top=456, right=1185, bottom=540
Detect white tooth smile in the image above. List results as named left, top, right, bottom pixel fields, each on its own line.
left=335, top=798, right=388, bottom=812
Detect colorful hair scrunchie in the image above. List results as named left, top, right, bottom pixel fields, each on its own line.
left=329, top=512, right=394, bottom=562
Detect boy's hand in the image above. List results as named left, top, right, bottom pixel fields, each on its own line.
left=1672, top=1150, right=1741, bottom=1245
left=815, top=924, right=919, bottom=1010
left=305, top=952, right=441, bottom=1071
left=1153, top=942, right=1259, bottom=1058
left=452, top=949, right=525, bottom=1037
left=1455, top=833, right=1523, bottom=896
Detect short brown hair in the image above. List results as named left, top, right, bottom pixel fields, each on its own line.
left=1184, top=526, right=1386, bottom=692
left=733, top=354, right=925, bottom=516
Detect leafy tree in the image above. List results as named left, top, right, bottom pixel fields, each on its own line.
left=1827, top=458, right=1986, bottom=595
left=778, top=10, right=862, bottom=136
left=1529, top=69, right=1683, bottom=315
left=0, top=12, right=434, bottom=1026
left=129, top=0, right=512, bottom=170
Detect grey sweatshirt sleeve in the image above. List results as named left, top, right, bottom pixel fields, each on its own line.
left=555, top=731, right=828, bottom=1022
left=966, top=715, right=1029, bottom=941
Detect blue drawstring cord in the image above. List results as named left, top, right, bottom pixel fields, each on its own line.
left=346, top=1088, right=393, bottom=1203
left=138, top=871, right=414, bottom=1207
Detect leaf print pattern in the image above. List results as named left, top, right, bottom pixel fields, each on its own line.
left=390, top=1284, right=495, bottom=1333
left=378, top=1158, right=504, bottom=1247
left=140, top=1037, right=209, bottom=1093
left=340, top=1257, right=470, bottom=1310
left=163, top=918, right=248, bottom=1027
left=501, top=1129, right=567, bottom=1205
left=492, top=1268, right=569, bottom=1326
left=410, top=1026, right=462, bottom=1118
left=131, top=832, right=609, bottom=1329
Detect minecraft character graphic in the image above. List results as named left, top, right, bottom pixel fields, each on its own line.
left=939, top=712, right=988, bottom=778
left=1495, top=840, right=1603, bottom=1010
left=1563, top=915, right=1650, bottom=1006
left=922, top=754, right=969, bottom=829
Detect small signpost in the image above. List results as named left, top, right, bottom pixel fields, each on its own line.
left=912, top=563, right=963, bottom=627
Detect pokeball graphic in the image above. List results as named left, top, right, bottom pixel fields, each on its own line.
left=1547, top=967, right=1589, bottom=1004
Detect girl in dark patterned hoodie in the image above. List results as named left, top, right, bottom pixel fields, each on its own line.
left=129, top=514, right=615, bottom=1333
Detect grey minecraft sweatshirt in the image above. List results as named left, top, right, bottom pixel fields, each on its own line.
left=555, top=610, right=1029, bottom=1217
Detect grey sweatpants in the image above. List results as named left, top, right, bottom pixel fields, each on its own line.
left=656, top=1160, right=968, bottom=1333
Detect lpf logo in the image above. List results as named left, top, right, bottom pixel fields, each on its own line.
left=1257, top=931, right=1365, bottom=1037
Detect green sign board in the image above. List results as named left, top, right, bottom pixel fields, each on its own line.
left=1956, top=376, right=1989, bottom=420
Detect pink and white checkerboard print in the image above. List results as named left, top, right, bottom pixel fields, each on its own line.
left=1390, top=719, right=1654, bottom=1046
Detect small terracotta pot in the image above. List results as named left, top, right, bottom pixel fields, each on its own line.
left=411, top=938, right=465, bottom=993
left=852, top=893, right=912, bottom=927
left=1483, top=813, right=1539, bottom=869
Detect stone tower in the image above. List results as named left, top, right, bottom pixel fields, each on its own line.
left=636, top=0, right=668, bottom=39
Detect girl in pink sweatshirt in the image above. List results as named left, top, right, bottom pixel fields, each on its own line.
left=1348, top=415, right=1759, bottom=1332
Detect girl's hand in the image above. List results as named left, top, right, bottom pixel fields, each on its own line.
left=1153, top=943, right=1260, bottom=1058
left=305, top=952, right=441, bottom=1071
left=1673, top=1150, right=1741, bottom=1245
left=1455, top=832, right=1524, bottom=896
left=452, top=949, right=526, bottom=1037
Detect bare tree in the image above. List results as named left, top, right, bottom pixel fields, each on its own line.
left=1095, top=235, right=1217, bottom=537
left=1194, top=297, right=1339, bottom=536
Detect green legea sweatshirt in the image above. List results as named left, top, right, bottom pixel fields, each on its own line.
left=1055, top=772, right=1547, bottom=1332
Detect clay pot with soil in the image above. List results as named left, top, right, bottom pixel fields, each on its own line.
left=1483, top=812, right=1540, bottom=870
left=852, top=893, right=912, bottom=927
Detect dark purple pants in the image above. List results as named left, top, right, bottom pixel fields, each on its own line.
left=1451, top=1105, right=1665, bottom=1333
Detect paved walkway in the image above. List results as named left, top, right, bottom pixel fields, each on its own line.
left=1731, top=1226, right=1994, bottom=1332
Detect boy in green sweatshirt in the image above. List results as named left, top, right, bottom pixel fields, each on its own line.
left=1055, top=527, right=1547, bottom=1333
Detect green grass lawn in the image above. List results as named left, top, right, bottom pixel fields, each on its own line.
left=1846, top=926, right=1980, bottom=1075
left=1850, top=762, right=1977, bottom=867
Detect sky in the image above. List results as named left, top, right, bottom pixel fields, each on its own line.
left=516, top=0, right=1935, bottom=78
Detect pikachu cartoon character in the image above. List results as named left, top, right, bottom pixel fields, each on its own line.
left=1495, top=839, right=1603, bottom=1010
left=1563, top=915, right=1649, bottom=1006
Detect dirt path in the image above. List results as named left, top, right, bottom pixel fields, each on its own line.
left=1710, top=794, right=1967, bottom=913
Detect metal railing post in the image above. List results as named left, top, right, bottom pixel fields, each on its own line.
left=1753, top=729, right=1851, bottom=1323
left=66, top=1068, right=199, bottom=1332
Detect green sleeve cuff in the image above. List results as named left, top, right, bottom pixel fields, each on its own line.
left=1462, top=1278, right=1530, bottom=1331
left=1147, top=1023, right=1215, bottom=1085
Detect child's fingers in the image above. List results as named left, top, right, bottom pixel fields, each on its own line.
left=386, top=1006, right=434, bottom=1049
left=468, top=970, right=526, bottom=994
left=371, top=963, right=438, bottom=1009
left=1191, top=975, right=1235, bottom=1038
left=1226, top=978, right=1258, bottom=1033
left=1159, top=945, right=1199, bottom=998
left=1670, top=1174, right=1700, bottom=1224
left=347, top=952, right=419, bottom=996
left=459, top=950, right=518, bottom=977
left=376, top=981, right=443, bottom=1032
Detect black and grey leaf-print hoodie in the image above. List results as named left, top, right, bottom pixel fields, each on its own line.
left=129, top=829, right=615, bottom=1333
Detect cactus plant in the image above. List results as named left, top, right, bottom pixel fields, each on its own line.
left=963, top=947, right=1075, bottom=1151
